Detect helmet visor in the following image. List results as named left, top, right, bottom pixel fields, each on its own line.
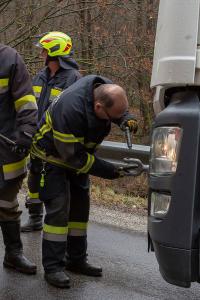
left=32, top=32, right=49, bottom=47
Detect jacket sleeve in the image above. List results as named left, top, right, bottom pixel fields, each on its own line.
left=50, top=103, right=118, bottom=179
left=11, top=52, right=38, bottom=147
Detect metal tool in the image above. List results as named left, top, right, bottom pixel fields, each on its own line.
left=125, top=126, right=132, bottom=149
left=0, top=133, right=16, bottom=146
left=122, top=157, right=149, bottom=176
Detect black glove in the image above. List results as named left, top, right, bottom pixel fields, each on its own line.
left=116, top=165, right=139, bottom=177
left=89, top=157, right=124, bottom=179
left=120, top=113, right=138, bottom=133
left=13, top=131, right=33, bottom=157
left=12, top=144, right=30, bottom=156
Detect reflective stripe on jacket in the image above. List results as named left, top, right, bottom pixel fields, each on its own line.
left=31, top=75, right=112, bottom=173
left=0, top=44, right=38, bottom=183
left=32, top=59, right=81, bottom=121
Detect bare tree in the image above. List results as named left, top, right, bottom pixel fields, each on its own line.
left=0, top=0, right=159, bottom=143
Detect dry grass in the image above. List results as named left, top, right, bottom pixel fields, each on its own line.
left=90, top=174, right=148, bottom=215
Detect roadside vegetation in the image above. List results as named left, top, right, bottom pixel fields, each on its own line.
left=1, top=1, right=158, bottom=206
left=91, top=173, right=148, bottom=215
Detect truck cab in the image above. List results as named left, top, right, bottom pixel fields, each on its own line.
left=148, top=0, right=200, bottom=287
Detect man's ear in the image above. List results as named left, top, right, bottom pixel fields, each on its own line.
left=94, top=101, right=102, bottom=111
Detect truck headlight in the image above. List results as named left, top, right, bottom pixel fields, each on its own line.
left=150, top=192, right=171, bottom=218
left=150, top=127, right=182, bottom=175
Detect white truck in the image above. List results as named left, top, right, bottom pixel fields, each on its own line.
left=148, top=0, right=200, bottom=288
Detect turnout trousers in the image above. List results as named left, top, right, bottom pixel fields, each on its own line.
left=0, top=175, right=24, bottom=222
left=39, top=163, right=90, bottom=273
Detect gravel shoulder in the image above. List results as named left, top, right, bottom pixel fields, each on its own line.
left=19, top=188, right=147, bottom=234
left=90, top=204, right=147, bottom=233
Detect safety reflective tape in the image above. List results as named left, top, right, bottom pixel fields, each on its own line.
left=14, top=95, right=37, bottom=112
left=50, top=89, right=62, bottom=97
left=0, top=78, right=9, bottom=93
left=34, top=124, right=51, bottom=142
left=68, top=222, right=88, bottom=236
left=3, top=157, right=28, bottom=180
left=43, top=224, right=68, bottom=234
left=31, top=143, right=94, bottom=174
left=0, top=78, right=9, bottom=87
left=0, top=199, right=18, bottom=208
left=33, top=86, right=42, bottom=93
left=31, top=144, right=70, bottom=168
left=49, top=95, right=58, bottom=102
left=53, top=130, right=84, bottom=143
left=49, top=89, right=62, bottom=102
left=68, top=229, right=87, bottom=236
left=46, top=111, right=52, bottom=126
left=17, top=101, right=38, bottom=113
left=34, top=112, right=52, bottom=142
left=68, top=222, right=88, bottom=229
left=43, top=232, right=67, bottom=242
left=33, top=86, right=42, bottom=98
left=28, top=192, right=39, bottom=199
left=15, top=95, right=37, bottom=111
left=77, top=153, right=95, bottom=174
left=26, top=198, right=42, bottom=204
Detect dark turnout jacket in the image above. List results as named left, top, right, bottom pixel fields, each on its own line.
left=0, top=44, right=37, bottom=182
left=31, top=75, right=127, bottom=179
left=33, top=59, right=81, bottom=121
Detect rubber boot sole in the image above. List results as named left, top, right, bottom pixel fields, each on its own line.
left=44, top=274, right=70, bottom=288
left=66, top=265, right=102, bottom=277
left=3, top=261, right=37, bottom=275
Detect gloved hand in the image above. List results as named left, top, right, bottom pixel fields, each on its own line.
left=115, top=165, right=135, bottom=177
left=89, top=157, right=128, bottom=179
left=13, top=131, right=33, bottom=157
left=120, top=114, right=138, bottom=133
left=12, top=144, right=30, bottom=156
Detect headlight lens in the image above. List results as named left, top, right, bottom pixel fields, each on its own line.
left=150, top=192, right=171, bottom=218
left=150, top=126, right=182, bottom=175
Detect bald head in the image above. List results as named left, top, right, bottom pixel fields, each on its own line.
left=93, top=84, right=128, bottom=120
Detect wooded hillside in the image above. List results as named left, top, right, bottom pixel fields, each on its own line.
left=0, top=0, right=159, bottom=143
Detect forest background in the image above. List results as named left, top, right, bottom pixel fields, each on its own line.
left=0, top=0, right=159, bottom=213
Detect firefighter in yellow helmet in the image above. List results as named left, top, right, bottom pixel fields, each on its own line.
left=22, top=32, right=105, bottom=287
left=21, top=31, right=81, bottom=233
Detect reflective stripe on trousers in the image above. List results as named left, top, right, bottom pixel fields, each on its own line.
left=3, top=157, right=28, bottom=180
left=68, top=222, right=88, bottom=236
left=0, top=177, right=23, bottom=221
left=26, top=191, right=42, bottom=204
left=43, top=223, right=68, bottom=242
left=0, top=198, right=18, bottom=208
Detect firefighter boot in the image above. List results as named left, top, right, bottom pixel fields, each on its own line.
left=1, top=221, right=37, bottom=274
left=21, top=202, right=43, bottom=232
left=66, top=236, right=102, bottom=277
left=44, top=271, right=70, bottom=288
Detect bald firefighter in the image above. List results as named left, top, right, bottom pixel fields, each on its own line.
left=31, top=75, right=138, bottom=288
left=0, top=44, right=38, bottom=274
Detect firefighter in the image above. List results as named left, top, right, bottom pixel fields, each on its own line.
left=21, top=31, right=107, bottom=281
left=21, top=31, right=81, bottom=232
left=31, top=75, right=138, bottom=288
left=0, top=43, right=38, bottom=274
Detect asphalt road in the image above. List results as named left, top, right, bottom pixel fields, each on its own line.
left=0, top=203, right=199, bottom=299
